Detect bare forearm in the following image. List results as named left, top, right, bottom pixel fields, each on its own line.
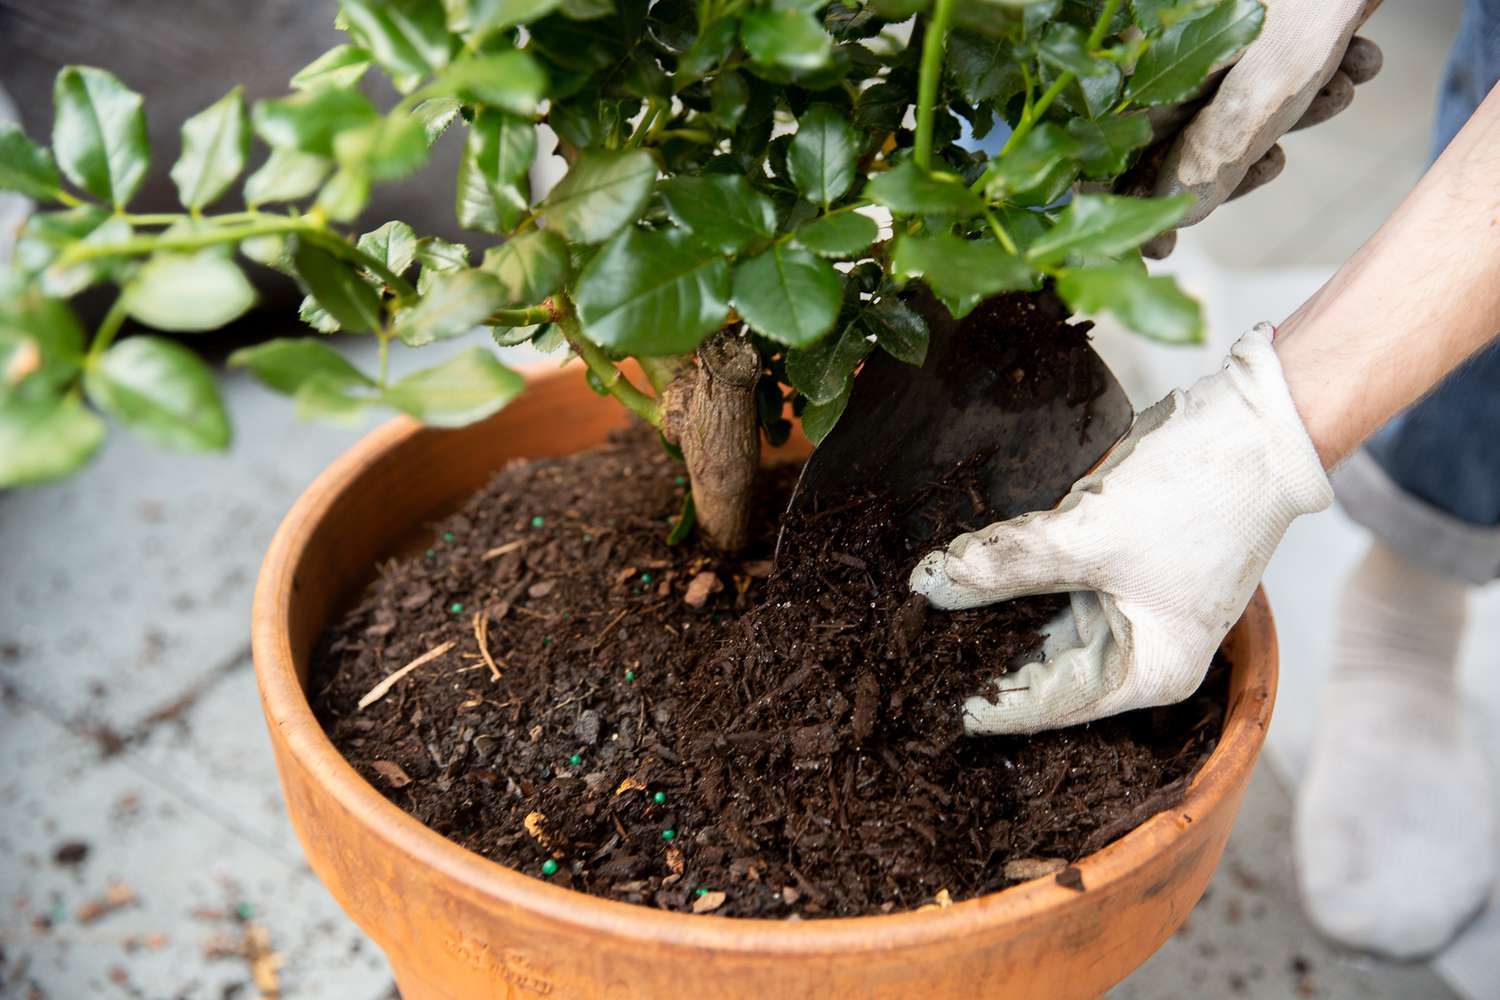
left=1276, top=84, right=1500, bottom=467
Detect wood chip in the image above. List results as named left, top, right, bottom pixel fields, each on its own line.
left=916, top=888, right=953, bottom=912
left=371, top=760, right=412, bottom=789
left=472, top=612, right=501, bottom=682
left=247, top=922, right=282, bottom=998
left=528, top=580, right=556, bottom=598
left=613, top=566, right=638, bottom=585
left=692, top=890, right=726, bottom=914
left=481, top=539, right=526, bottom=561
left=76, top=881, right=137, bottom=924
left=357, top=640, right=455, bottom=710
left=1002, top=857, right=1067, bottom=881
left=682, top=571, right=723, bottom=608
left=524, top=811, right=554, bottom=852
left=614, top=775, right=648, bottom=796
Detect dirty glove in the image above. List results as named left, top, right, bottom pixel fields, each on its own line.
left=1126, top=0, right=1383, bottom=256
left=910, top=325, right=1332, bottom=735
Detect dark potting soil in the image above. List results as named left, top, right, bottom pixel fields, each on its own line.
left=311, top=430, right=1228, bottom=919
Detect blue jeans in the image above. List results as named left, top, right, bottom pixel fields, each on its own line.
left=1336, top=0, right=1500, bottom=583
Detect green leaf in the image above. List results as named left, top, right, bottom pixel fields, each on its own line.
left=243, top=148, right=331, bottom=205
left=423, top=51, right=548, bottom=117
left=574, top=227, right=730, bottom=355
left=865, top=159, right=983, bottom=216
left=27, top=212, right=133, bottom=298
left=252, top=88, right=380, bottom=157
left=455, top=110, right=535, bottom=233
left=892, top=231, right=1035, bottom=318
left=542, top=149, right=656, bottom=244
left=785, top=318, right=872, bottom=404
left=84, top=336, right=230, bottom=451
left=659, top=174, right=776, bottom=255
left=170, top=88, right=250, bottom=211
left=861, top=295, right=928, bottom=365
left=741, top=9, right=832, bottom=70
left=680, top=17, right=738, bottom=81
left=291, top=45, right=374, bottom=91
left=480, top=229, right=570, bottom=304
left=786, top=104, right=858, bottom=207
left=980, top=123, right=1081, bottom=198
left=1066, top=114, right=1153, bottom=179
left=945, top=29, right=1023, bottom=104
left=731, top=244, right=842, bottom=348
left=339, top=0, right=453, bottom=92
left=394, top=268, right=506, bottom=346
left=800, top=381, right=849, bottom=446
left=51, top=66, right=150, bottom=207
left=795, top=210, right=878, bottom=258
left=382, top=347, right=525, bottom=426
left=1037, top=22, right=1112, bottom=78
left=0, top=295, right=86, bottom=397
left=0, top=123, right=63, bottom=201
left=316, top=166, right=372, bottom=222
left=294, top=374, right=372, bottom=425
left=125, top=254, right=257, bottom=332
left=1025, top=192, right=1195, bottom=265
left=666, top=491, right=695, bottom=545
left=1132, top=0, right=1220, bottom=30
left=1056, top=263, right=1203, bottom=343
left=465, top=0, right=564, bottom=35
left=229, top=337, right=375, bottom=395
left=299, top=295, right=342, bottom=333
left=412, top=97, right=463, bottom=144
left=710, top=71, right=750, bottom=130
left=355, top=222, right=418, bottom=289
left=0, top=394, right=105, bottom=486
left=292, top=240, right=384, bottom=334
left=333, top=112, right=429, bottom=180
left=1126, top=0, right=1264, bottom=106
left=417, top=236, right=471, bottom=292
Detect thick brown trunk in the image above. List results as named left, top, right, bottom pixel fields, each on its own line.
left=662, top=333, right=761, bottom=553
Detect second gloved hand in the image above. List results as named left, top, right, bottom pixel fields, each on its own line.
left=910, top=325, right=1332, bottom=735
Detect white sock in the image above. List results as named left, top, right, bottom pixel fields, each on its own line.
left=1294, top=541, right=1496, bottom=959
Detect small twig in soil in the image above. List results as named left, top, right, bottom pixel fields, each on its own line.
left=481, top=539, right=527, bottom=561
left=473, top=611, right=502, bottom=682
left=589, top=608, right=629, bottom=651
left=357, top=641, right=455, bottom=710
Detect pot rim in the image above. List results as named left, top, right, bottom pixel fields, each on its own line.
left=252, top=402, right=1277, bottom=958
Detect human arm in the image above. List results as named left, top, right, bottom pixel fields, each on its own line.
left=911, top=83, right=1500, bottom=735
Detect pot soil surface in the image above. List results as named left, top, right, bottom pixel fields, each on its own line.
left=312, top=419, right=1226, bottom=918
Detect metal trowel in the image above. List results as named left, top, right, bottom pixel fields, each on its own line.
left=780, top=285, right=1136, bottom=553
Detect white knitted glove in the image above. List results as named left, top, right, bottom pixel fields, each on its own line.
left=910, top=325, right=1332, bottom=735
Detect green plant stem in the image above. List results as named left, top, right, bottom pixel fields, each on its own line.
left=1086, top=0, right=1122, bottom=49
left=556, top=309, right=662, bottom=427
left=87, top=294, right=130, bottom=361
left=912, top=0, right=956, bottom=172
left=485, top=301, right=559, bottom=326
left=983, top=206, right=1019, bottom=256
left=639, top=355, right=689, bottom=394
left=626, top=100, right=664, bottom=149
left=376, top=331, right=391, bottom=387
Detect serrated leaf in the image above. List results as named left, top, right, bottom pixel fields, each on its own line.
left=423, top=51, right=548, bottom=117
left=340, top=0, right=453, bottom=93
left=865, top=159, right=983, bottom=216
left=861, top=296, right=928, bottom=365
left=292, top=240, right=384, bottom=334
left=945, top=29, right=1023, bottom=104
left=1025, top=192, right=1194, bottom=265
left=291, top=45, right=374, bottom=91
left=741, top=9, right=832, bottom=70
left=51, top=66, right=150, bottom=207
left=417, top=236, right=471, bottom=292
left=1056, top=263, right=1202, bottom=342
left=0, top=123, right=62, bottom=201
left=800, top=380, right=848, bottom=445
left=170, top=88, right=250, bottom=210
left=412, top=97, right=463, bottom=144
left=243, top=148, right=331, bottom=205
left=680, top=16, right=738, bottom=81
left=785, top=318, right=872, bottom=404
left=381, top=347, right=524, bottom=426
left=659, top=174, right=776, bottom=255
left=455, top=109, right=535, bottom=233
left=1037, top=22, right=1112, bottom=78
left=252, top=88, right=380, bottom=157
left=787, top=104, right=858, bottom=207
left=574, top=227, right=730, bottom=355
left=710, top=70, right=749, bottom=130
left=316, top=166, right=371, bottom=222
left=0, top=394, right=105, bottom=486
left=731, top=244, right=841, bottom=348
left=333, top=112, right=429, bottom=180
left=795, top=210, right=878, bottom=258
left=84, top=336, right=230, bottom=451
left=542, top=149, right=656, bottom=244
left=299, top=295, right=343, bottom=333
left=357, top=220, right=419, bottom=279
left=480, top=229, right=569, bottom=304
left=1126, top=0, right=1264, bottom=106
left=981, top=122, right=1081, bottom=198
left=466, top=0, right=564, bottom=35
left=892, top=231, right=1035, bottom=318
left=1066, top=114, right=1153, bottom=178
left=394, top=268, right=506, bottom=346
left=229, top=337, right=375, bottom=395
left=125, top=254, right=257, bottom=332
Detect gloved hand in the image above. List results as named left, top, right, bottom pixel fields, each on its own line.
left=910, top=325, right=1333, bottom=735
left=1124, top=0, right=1384, bottom=257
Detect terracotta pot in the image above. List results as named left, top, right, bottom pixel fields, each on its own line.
left=252, top=362, right=1278, bottom=1000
